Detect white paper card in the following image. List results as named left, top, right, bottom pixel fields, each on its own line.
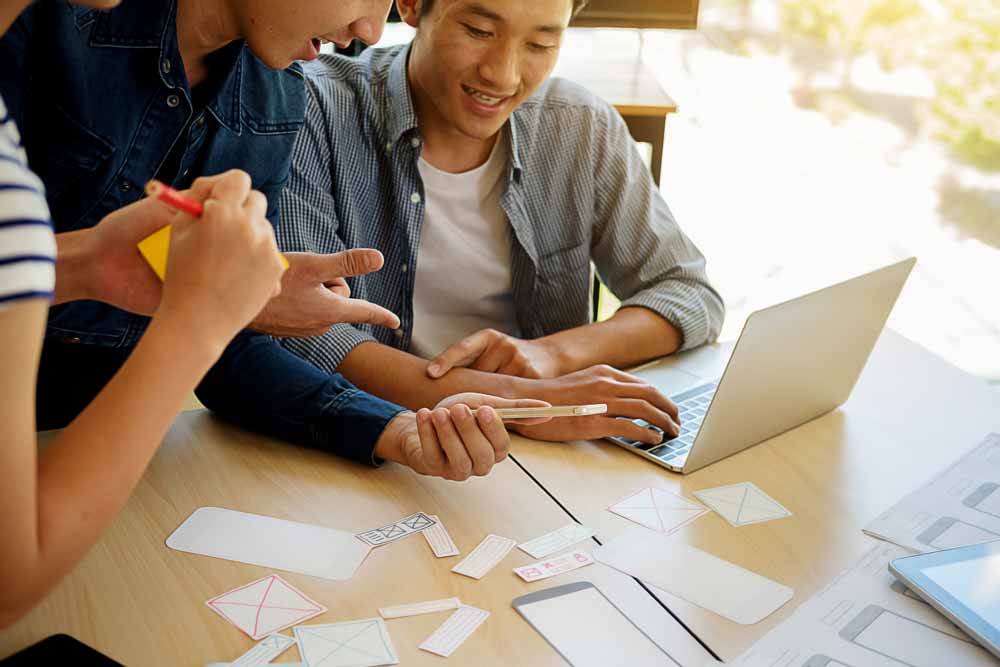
left=593, top=526, right=793, bottom=625
left=206, top=574, right=326, bottom=640
left=294, top=619, right=399, bottom=667
left=420, top=605, right=490, bottom=657
left=355, top=512, right=437, bottom=547
left=167, top=507, right=371, bottom=581
left=608, top=487, right=708, bottom=534
left=230, top=634, right=296, bottom=667
left=422, top=514, right=460, bottom=557
left=518, top=523, right=595, bottom=559
left=694, top=482, right=792, bottom=527
left=864, top=433, right=1000, bottom=552
left=514, top=551, right=594, bottom=582
left=379, top=598, right=461, bottom=619
left=451, top=534, right=516, bottom=579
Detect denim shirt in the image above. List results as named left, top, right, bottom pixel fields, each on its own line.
left=1, top=0, right=405, bottom=463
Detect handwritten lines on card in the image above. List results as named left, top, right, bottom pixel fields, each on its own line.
left=451, top=534, right=516, bottom=579
left=422, top=515, right=460, bottom=557
left=419, top=606, right=490, bottom=657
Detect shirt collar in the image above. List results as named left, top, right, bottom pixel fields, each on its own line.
left=385, top=44, right=525, bottom=181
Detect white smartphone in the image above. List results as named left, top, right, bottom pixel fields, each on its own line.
left=490, top=404, right=608, bottom=420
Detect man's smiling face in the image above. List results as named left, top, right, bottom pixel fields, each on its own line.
left=405, top=0, right=573, bottom=142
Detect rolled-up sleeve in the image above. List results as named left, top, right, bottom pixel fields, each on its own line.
left=589, top=102, right=725, bottom=349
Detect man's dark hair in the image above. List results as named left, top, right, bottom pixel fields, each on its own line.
left=419, top=0, right=590, bottom=19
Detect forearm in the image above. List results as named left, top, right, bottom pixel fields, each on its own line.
left=340, top=341, right=524, bottom=410
left=541, top=306, right=682, bottom=374
left=52, top=230, right=96, bottom=305
left=196, top=331, right=405, bottom=464
left=7, top=315, right=221, bottom=623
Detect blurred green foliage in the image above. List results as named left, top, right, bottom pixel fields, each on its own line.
left=778, top=0, right=1000, bottom=170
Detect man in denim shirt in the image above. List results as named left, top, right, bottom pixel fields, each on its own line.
left=0, top=0, right=537, bottom=481
left=278, top=0, right=725, bottom=447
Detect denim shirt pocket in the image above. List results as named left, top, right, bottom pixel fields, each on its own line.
left=27, top=101, right=115, bottom=206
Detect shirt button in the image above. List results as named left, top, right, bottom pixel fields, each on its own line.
left=410, top=137, right=420, bottom=148
left=161, top=59, right=172, bottom=74
left=119, top=180, right=132, bottom=192
left=385, top=141, right=393, bottom=153
left=182, top=168, right=190, bottom=178
left=410, top=192, right=421, bottom=205
left=400, top=263, right=408, bottom=274
left=393, top=329, right=404, bottom=339
left=166, top=94, right=180, bottom=108
left=194, top=115, right=205, bottom=128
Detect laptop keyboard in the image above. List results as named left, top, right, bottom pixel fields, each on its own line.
left=620, top=382, right=718, bottom=467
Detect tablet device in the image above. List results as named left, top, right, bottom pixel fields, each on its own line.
left=0, top=634, right=124, bottom=665
left=512, top=581, right=677, bottom=666
left=889, top=540, right=1000, bottom=660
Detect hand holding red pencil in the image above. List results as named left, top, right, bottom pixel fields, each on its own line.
left=151, top=170, right=286, bottom=345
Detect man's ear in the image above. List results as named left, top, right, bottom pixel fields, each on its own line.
left=396, top=0, right=422, bottom=28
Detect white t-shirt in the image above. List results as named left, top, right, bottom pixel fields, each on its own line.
left=0, top=93, right=55, bottom=308
left=410, top=134, right=518, bottom=359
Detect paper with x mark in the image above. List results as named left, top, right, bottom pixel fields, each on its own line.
left=294, top=618, right=399, bottom=667
left=607, top=487, right=708, bottom=534
left=206, top=574, right=326, bottom=640
left=355, top=512, right=437, bottom=547
left=694, top=482, right=792, bottom=527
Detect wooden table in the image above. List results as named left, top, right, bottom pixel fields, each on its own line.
left=1, top=413, right=711, bottom=666
left=554, top=29, right=677, bottom=186
left=510, top=329, right=1000, bottom=661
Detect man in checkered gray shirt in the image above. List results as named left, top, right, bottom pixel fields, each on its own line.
left=278, top=0, right=725, bottom=446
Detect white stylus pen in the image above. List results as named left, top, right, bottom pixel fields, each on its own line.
left=487, top=404, right=608, bottom=420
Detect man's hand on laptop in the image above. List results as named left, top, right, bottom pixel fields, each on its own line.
left=373, top=394, right=551, bottom=481
left=509, top=366, right=680, bottom=445
left=249, top=250, right=401, bottom=337
left=426, top=328, right=563, bottom=379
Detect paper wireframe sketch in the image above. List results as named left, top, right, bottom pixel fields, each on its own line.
left=864, top=432, right=1000, bottom=553
left=694, top=482, right=792, bottom=527
left=206, top=574, right=326, bottom=640
left=379, top=598, right=461, bottom=619
left=728, top=543, right=996, bottom=667
left=514, top=551, right=595, bottom=583
left=451, top=534, right=516, bottom=579
left=294, top=618, right=399, bottom=667
left=422, top=514, right=460, bottom=557
left=608, top=487, right=708, bottom=534
left=355, top=512, right=438, bottom=547
left=229, top=634, right=296, bottom=667
left=167, top=507, right=371, bottom=580
left=593, top=526, right=793, bottom=625
left=420, top=605, right=490, bottom=657
left=518, top=523, right=595, bottom=559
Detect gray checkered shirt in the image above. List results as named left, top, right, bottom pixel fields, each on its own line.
left=277, top=44, right=724, bottom=373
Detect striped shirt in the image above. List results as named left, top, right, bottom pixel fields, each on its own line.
left=0, top=93, right=55, bottom=306
left=278, top=44, right=725, bottom=373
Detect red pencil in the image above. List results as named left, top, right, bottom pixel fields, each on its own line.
left=145, top=180, right=204, bottom=217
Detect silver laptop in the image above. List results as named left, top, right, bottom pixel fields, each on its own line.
left=608, top=258, right=916, bottom=474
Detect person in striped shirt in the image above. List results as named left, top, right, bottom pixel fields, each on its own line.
left=278, top=0, right=726, bottom=446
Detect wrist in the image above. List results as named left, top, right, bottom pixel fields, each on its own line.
left=149, top=301, right=233, bottom=364
left=536, top=332, right=579, bottom=376
left=53, top=229, right=99, bottom=304
left=373, top=411, right=414, bottom=463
